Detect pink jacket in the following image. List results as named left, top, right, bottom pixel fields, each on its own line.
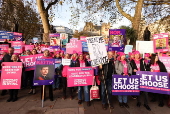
left=62, top=66, right=69, bottom=77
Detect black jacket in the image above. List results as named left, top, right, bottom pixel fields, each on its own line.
left=131, top=59, right=150, bottom=75
left=85, top=60, right=91, bottom=66
left=70, top=59, right=80, bottom=67
left=99, top=59, right=116, bottom=82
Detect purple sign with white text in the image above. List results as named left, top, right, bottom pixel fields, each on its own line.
left=109, top=29, right=126, bottom=52
left=137, top=71, right=170, bottom=95
left=112, top=75, right=140, bottom=95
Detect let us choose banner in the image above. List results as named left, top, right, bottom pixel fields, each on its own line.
left=137, top=71, right=170, bottom=95
left=112, top=71, right=170, bottom=95
left=112, top=75, right=140, bottom=95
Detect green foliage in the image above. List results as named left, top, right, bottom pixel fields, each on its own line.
left=0, top=0, right=41, bottom=40
left=119, top=25, right=137, bottom=45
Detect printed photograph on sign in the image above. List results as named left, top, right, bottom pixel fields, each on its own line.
left=109, top=29, right=126, bottom=47
left=34, top=65, right=54, bottom=80
left=155, top=38, right=167, bottom=49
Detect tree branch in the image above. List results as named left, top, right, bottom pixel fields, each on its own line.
left=115, top=0, right=133, bottom=21
left=46, top=0, right=59, bottom=11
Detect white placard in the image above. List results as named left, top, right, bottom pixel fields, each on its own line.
left=136, top=41, right=154, bottom=53
left=62, top=59, right=71, bottom=66
left=86, top=36, right=108, bottom=67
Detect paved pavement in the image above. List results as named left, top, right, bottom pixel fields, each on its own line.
left=0, top=87, right=170, bottom=114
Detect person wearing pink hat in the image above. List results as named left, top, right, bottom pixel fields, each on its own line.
left=131, top=51, right=151, bottom=110
left=128, top=52, right=134, bottom=61
left=61, top=53, right=74, bottom=100
left=149, top=54, right=167, bottom=107
left=60, top=50, right=65, bottom=58
left=115, top=52, right=132, bottom=108
left=76, top=53, right=91, bottom=107
left=53, top=51, right=62, bottom=91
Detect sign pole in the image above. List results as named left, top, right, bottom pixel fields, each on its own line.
left=42, top=85, right=45, bottom=107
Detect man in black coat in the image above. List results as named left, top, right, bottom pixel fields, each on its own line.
left=1, top=47, right=14, bottom=96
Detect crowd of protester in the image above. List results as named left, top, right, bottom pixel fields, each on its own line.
left=0, top=41, right=170, bottom=111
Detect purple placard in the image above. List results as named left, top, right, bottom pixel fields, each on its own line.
left=108, top=47, right=124, bottom=52
left=108, top=29, right=126, bottom=51
left=49, top=33, right=60, bottom=37
left=49, top=46, right=60, bottom=50
left=33, top=58, right=55, bottom=86
left=137, top=71, right=170, bottom=95
left=112, top=75, right=140, bottom=95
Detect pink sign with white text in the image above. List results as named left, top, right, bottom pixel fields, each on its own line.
left=0, top=44, right=9, bottom=54
left=20, top=54, right=43, bottom=71
left=24, top=45, right=34, bottom=51
left=0, top=62, right=22, bottom=89
left=66, top=40, right=82, bottom=54
left=67, top=67, right=94, bottom=87
left=80, top=36, right=87, bottom=42
left=11, top=41, right=23, bottom=53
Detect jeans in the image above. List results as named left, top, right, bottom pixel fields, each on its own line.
left=101, top=79, right=112, bottom=104
left=53, top=77, right=60, bottom=89
left=118, top=95, right=127, bottom=103
left=78, top=86, right=90, bottom=102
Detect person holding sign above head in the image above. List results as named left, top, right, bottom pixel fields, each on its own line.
left=130, top=51, right=151, bottom=110
left=40, top=50, right=53, bottom=101
left=0, top=47, right=14, bottom=96
left=7, top=54, right=22, bottom=102
left=99, top=51, right=115, bottom=110
left=115, top=52, right=132, bottom=108
left=149, top=54, right=167, bottom=107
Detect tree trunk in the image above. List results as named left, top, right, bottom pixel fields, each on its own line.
left=132, top=0, right=144, bottom=37
left=36, top=0, right=50, bottom=42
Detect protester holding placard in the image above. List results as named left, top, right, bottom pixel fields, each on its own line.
left=0, top=47, right=14, bottom=96
left=53, top=51, right=62, bottom=90
left=6, top=54, right=22, bottom=102
left=115, top=52, right=132, bottom=108
left=99, top=51, right=115, bottom=110
left=130, top=51, right=152, bottom=109
left=62, top=53, right=74, bottom=100
left=23, top=50, right=36, bottom=94
left=149, top=54, right=167, bottom=107
left=74, top=52, right=91, bottom=106
left=41, top=50, right=53, bottom=101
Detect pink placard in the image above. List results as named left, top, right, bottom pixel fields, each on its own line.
left=66, top=40, right=82, bottom=54
left=20, top=54, right=43, bottom=71
left=24, top=45, right=34, bottom=51
left=0, top=62, right=22, bottom=89
left=80, top=36, right=87, bottom=42
left=153, top=33, right=169, bottom=53
left=11, top=41, right=23, bottom=53
left=0, top=44, right=9, bottom=54
left=67, top=67, right=94, bottom=87
left=159, top=57, right=170, bottom=75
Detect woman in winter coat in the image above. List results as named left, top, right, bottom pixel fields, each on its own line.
left=149, top=54, right=167, bottom=107
left=130, top=51, right=151, bottom=110
left=115, top=52, right=132, bottom=108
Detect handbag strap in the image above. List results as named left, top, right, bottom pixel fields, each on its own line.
left=92, top=76, right=96, bottom=87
